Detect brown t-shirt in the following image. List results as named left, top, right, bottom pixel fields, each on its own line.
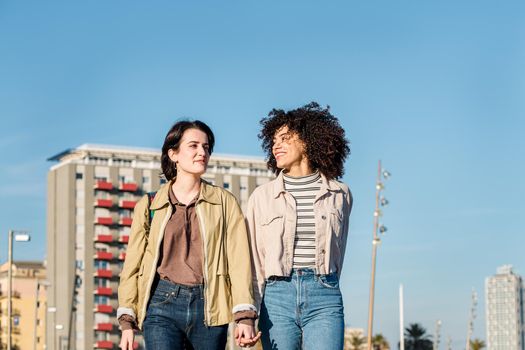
left=156, top=186, right=203, bottom=285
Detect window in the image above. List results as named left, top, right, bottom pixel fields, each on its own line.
left=76, top=173, right=83, bottom=180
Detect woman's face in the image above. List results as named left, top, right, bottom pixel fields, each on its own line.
left=168, top=128, right=210, bottom=177
left=272, top=125, right=308, bottom=171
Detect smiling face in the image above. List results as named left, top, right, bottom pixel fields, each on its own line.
left=272, top=125, right=310, bottom=174
left=168, top=128, right=210, bottom=177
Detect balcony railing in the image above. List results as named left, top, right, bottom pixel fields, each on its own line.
left=94, top=304, right=113, bottom=314
left=119, top=235, right=130, bottom=244
left=94, top=181, right=113, bottom=191
left=119, top=217, right=133, bottom=227
left=94, top=269, right=112, bottom=278
left=94, top=234, right=114, bottom=243
left=119, top=200, right=137, bottom=209
left=94, top=287, right=113, bottom=296
left=94, top=199, right=113, bottom=208
left=118, top=252, right=126, bottom=260
left=94, top=251, right=113, bottom=260
left=95, top=217, right=114, bottom=226
left=119, top=182, right=138, bottom=192
left=94, top=340, right=113, bottom=349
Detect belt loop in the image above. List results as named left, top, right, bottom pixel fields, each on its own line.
left=174, top=284, right=180, bottom=298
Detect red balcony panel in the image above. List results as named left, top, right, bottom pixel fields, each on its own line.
left=95, top=199, right=113, bottom=208
left=119, top=252, right=126, bottom=260
left=119, top=235, right=130, bottom=244
left=95, top=340, right=113, bottom=349
left=95, top=304, right=113, bottom=314
left=94, top=251, right=113, bottom=260
left=95, top=269, right=112, bottom=278
left=119, top=200, right=137, bottom=209
left=94, top=287, right=113, bottom=296
left=120, top=217, right=133, bottom=226
left=95, top=323, right=114, bottom=331
left=96, top=217, right=113, bottom=225
left=94, top=235, right=113, bottom=243
left=119, top=182, right=138, bottom=192
left=94, top=181, right=113, bottom=191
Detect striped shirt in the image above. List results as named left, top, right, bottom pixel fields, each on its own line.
left=283, top=171, right=322, bottom=269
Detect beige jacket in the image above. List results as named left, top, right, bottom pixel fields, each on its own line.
left=246, top=171, right=352, bottom=309
left=117, top=181, right=255, bottom=329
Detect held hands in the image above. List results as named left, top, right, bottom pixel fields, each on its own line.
left=235, top=323, right=262, bottom=348
left=119, top=329, right=135, bottom=350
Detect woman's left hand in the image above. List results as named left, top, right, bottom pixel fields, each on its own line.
left=235, top=323, right=262, bottom=348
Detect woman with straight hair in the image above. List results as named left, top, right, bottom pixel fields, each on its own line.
left=118, top=120, right=260, bottom=350
left=246, top=102, right=352, bottom=350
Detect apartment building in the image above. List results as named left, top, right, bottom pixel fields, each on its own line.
left=46, top=144, right=273, bottom=350
left=0, top=261, right=47, bottom=350
left=485, top=265, right=524, bottom=350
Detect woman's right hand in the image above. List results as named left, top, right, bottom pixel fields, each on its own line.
left=120, top=329, right=135, bottom=350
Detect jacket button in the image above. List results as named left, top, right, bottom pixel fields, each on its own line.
left=321, top=215, right=326, bottom=220
left=321, top=249, right=325, bottom=254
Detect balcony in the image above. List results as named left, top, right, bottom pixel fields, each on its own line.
left=119, top=182, right=138, bottom=192
left=94, top=287, right=113, bottom=296
left=94, top=304, right=113, bottom=314
left=119, top=217, right=133, bottom=227
left=118, top=252, right=126, bottom=260
left=94, top=340, right=113, bottom=349
left=94, top=181, right=113, bottom=191
left=94, top=251, right=113, bottom=260
left=95, top=217, right=113, bottom=226
left=94, top=234, right=113, bottom=243
left=94, top=269, right=112, bottom=278
left=94, top=323, right=114, bottom=331
left=94, top=199, right=113, bottom=208
left=119, top=200, right=137, bottom=209
left=119, top=235, right=130, bottom=244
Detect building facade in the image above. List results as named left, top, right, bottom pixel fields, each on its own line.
left=0, top=261, right=47, bottom=350
left=485, top=265, right=524, bottom=350
left=46, top=144, right=273, bottom=350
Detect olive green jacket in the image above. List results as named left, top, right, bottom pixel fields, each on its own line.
left=117, top=181, right=256, bottom=329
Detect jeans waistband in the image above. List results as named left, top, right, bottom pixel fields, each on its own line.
left=156, top=278, right=204, bottom=295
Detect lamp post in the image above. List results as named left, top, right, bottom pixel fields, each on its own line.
left=366, top=161, right=390, bottom=350
left=7, top=229, right=31, bottom=350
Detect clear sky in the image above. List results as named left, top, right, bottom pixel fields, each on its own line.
left=1, top=0, right=524, bottom=347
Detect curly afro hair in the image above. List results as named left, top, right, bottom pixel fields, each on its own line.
left=259, top=102, right=350, bottom=180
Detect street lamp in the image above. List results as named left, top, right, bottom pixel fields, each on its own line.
left=366, top=161, right=391, bottom=350
left=7, top=229, right=31, bottom=350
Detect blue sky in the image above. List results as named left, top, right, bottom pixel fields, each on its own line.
left=1, top=0, right=524, bottom=347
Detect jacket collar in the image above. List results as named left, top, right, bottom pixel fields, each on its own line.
left=271, top=170, right=343, bottom=199
left=149, top=178, right=221, bottom=210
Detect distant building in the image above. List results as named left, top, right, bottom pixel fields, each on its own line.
left=0, top=261, right=47, bottom=350
left=485, top=265, right=524, bottom=350
left=46, top=144, right=273, bottom=350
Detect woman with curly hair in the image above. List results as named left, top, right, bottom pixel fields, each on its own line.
left=246, top=102, right=352, bottom=350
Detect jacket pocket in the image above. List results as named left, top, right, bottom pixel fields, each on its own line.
left=261, top=214, right=283, bottom=226
left=330, top=209, right=343, bottom=236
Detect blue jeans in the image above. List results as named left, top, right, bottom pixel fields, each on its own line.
left=259, top=269, right=344, bottom=350
left=143, top=279, right=228, bottom=350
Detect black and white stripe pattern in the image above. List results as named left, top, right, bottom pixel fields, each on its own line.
left=283, top=171, right=321, bottom=269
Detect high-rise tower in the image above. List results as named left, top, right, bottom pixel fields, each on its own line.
left=485, top=265, right=524, bottom=350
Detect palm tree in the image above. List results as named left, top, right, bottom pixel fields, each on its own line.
left=373, top=333, right=390, bottom=350
left=470, top=338, right=486, bottom=350
left=401, top=323, right=433, bottom=350
left=346, top=330, right=366, bottom=350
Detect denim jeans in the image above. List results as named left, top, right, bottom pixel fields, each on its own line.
left=259, top=269, right=344, bottom=350
left=143, top=279, right=228, bottom=350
